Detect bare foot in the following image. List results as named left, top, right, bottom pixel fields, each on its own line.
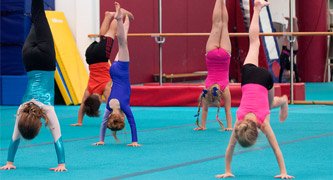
left=70, top=123, right=82, bottom=126
left=194, top=127, right=207, bottom=131
left=105, top=11, right=115, bottom=19
left=279, top=95, right=288, bottom=122
left=114, top=2, right=123, bottom=20
left=254, top=0, right=270, bottom=10
left=121, top=8, right=134, bottom=21
left=92, top=141, right=105, bottom=146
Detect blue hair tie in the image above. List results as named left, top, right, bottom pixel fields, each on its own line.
left=202, top=89, right=208, bottom=98
left=212, top=87, right=219, bottom=97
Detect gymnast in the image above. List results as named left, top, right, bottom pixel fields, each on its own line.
left=71, top=10, right=134, bottom=127
left=93, top=2, right=140, bottom=147
left=194, top=0, right=232, bottom=131
left=0, top=0, right=66, bottom=172
left=215, top=0, right=293, bottom=178
left=279, top=17, right=300, bottom=83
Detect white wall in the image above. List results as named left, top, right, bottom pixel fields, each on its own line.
left=55, top=0, right=100, bottom=71
left=269, top=0, right=295, bottom=26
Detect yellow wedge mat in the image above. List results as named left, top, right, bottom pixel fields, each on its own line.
left=46, top=11, right=88, bottom=105
left=55, top=67, right=73, bottom=105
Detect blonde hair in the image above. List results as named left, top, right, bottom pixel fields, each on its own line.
left=18, top=102, right=47, bottom=140
left=235, top=119, right=258, bottom=147
left=195, top=84, right=225, bottom=130
left=107, top=109, right=125, bottom=140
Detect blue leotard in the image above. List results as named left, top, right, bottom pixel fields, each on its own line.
left=99, top=61, right=138, bottom=142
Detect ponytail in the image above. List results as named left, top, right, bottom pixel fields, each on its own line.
left=194, top=90, right=207, bottom=128
left=195, top=86, right=225, bottom=131
left=216, top=103, right=225, bottom=131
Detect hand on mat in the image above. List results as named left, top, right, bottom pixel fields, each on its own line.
left=127, top=142, right=141, bottom=147
left=225, top=128, right=233, bottom=131
left=215, top=172, right=235, bottom=178
left=274, top=174, right=294, bottom=179
left=50, top=164, right=67, bottom=172
left=70, top=123, right=82, bottom=126
left=92, top=141, right=105, bottom=146
left=194, top=127, right=207, bottom=131
left=0, top=162, right=16, bottom=170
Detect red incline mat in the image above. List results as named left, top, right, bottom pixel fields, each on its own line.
left=130, top=83, right=305, bottom=107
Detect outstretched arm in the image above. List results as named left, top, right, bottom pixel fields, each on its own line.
left=93, top=109, right=112, bottom=146
left=261, top=119, right=294, bottom=179
left=44, top=105, right=67, bottom=172
left=123, top=105, right=140, bottom=147
left=216, top=128, right=237, bottom=178
left=0, top=106, right=23, bottom=170
left=71, top=89, right=90, bottom=126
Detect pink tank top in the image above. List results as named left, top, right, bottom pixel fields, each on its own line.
left=236, top=84, right=270, bottom=125
left=205, top=48, right=230, bottom=90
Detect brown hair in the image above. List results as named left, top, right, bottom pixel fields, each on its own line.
left=107, top=111, right=125, bottom=131
left=195, top=84, right=224, bottom=129
left=107, top=110, right=125, bottom=141
left=83, top=94, right=101, bottom=117
left=235, top=119, right=258, bottom=147
left=18, top=102, right=46, bottom=140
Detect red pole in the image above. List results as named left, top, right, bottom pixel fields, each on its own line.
left=296, top=0, right=328, bottom=82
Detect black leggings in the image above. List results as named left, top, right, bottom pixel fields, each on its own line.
left=22, top=0, right=55, bottom=72
left=241, top=64, right=274, bottom=90
left=85, top=36, right=114, bottom=65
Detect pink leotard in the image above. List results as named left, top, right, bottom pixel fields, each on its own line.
left=236, top=84, right=270, bottom=125
left=205, top=48, right=230, bottom=90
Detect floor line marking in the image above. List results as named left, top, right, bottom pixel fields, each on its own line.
left=105, top=132, right=333, bottom=180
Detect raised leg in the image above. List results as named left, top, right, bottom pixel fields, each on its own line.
left=269, top=88, right=288, bottom=122
left=114, top=12, right=131, bottom=60
left=243, top=0, right=269, bottom=66
left=100, top=12, right=115, bottom=36
left=206, top=0, right=223, bottom=53
left=219, top=0, right=231, bottom=53
left=31, top=0, right=53, bottom=47
left=114, top=2, right=129, bottom=61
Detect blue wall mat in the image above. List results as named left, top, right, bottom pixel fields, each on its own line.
left=0, top=14, right=31, bottom=44
left=0, top=76, right=2, bottom=104
left=0, top=0, right=54, bottom=44
left=0, top=46, right=26, bottom=75
left=0, top=0, right=28, bottom=13
left=0, top=75, right=28, bottom=105
left=0, top=0, right=54, bottom=13
left=25, top=0, right=55, bottom=13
